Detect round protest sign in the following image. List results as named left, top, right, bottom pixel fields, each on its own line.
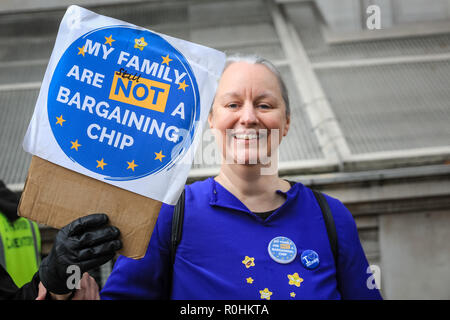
left=47, top=26, right=200, bottom=181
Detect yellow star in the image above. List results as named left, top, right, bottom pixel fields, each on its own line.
left=246, top=277, right=254, bottom=284
left=287, top=273, right=304, bottom=287
left=154, top=150, right=166, bottom=162
left=134, top=37, right=147, bottom=51
left=127, top=160, right=138, bottom=171
left=259, top=288, right=273, bottom=300
left=70, top=139, right=81, bottom=151
left=55, top=115, right=66, bottom=126
left=178, top=80, right=189, bottom=92
left=96, top=158, right=107, bottom=170
left=104, top=35, right=115, bottom=46
left=77, top=46, right=86, bottom=57
left=242, top=256, right=255, bottom=269
left=290, top=292, right=296, bottom=298
left=161, top=54, right=172, bottom=66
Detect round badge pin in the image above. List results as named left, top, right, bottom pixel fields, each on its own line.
left=300, top=249, right=320, bottom=270
left=267, top=236, right=297, bottom=264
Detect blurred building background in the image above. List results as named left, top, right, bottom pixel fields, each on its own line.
left=0, top=0, right=449, bottom=299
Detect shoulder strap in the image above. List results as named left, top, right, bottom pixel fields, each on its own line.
left=312, top=190, right=338, bottom=265
left=170, top=189, right=185, bottom=265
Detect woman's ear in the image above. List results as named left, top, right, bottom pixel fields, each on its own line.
left=208, top=107, right=214, bottom=129
left=283, top=114, right=290, bottom=137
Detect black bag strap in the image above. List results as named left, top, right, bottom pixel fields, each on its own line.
left=170, top=189, right=185, bottom=265
left=170, top=186, right=338, bottom=268
left=312, top=189, right=339, bottom=266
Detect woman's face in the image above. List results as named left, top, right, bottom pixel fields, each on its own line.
left=208, top=61, right=290, bottom=165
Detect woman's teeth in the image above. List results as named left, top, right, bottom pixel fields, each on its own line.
left=234, top=134, right=259, bottom=140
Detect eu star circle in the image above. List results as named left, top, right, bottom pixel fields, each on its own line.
left=47, top=26, right=200, bottom=181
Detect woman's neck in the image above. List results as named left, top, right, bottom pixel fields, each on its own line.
left=215, top=163, right=291, bottom=212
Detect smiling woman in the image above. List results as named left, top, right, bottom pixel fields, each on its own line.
left=207, top=55, right=292, bottom=213
left=209, top=56, right=290, bottom=168
left=101, top=55, right=383, bottom=301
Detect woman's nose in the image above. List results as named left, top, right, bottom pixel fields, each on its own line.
left=239, top=103, right=258, bottom=125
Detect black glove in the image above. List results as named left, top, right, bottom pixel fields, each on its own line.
left=39, top=213, right=122, bottom=294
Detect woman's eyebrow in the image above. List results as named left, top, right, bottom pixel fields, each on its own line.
left=220, top=92, right=242, bottom=100
left=254, top=92, right=278, bottom=101
left=220, top=92, right=277, bottom=101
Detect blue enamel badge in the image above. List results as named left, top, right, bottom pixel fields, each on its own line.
left=300, top=249, right=320, bottom=270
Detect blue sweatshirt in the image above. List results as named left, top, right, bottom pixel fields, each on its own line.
left=101, top=178, right=382, bottom=300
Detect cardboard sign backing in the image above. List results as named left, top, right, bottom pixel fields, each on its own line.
left=18, top=156, right=162, bottom=259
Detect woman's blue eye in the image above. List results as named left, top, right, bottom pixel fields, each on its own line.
left=258, top=104, right=272, bottom=109
left=228, top=103, right=239, bottom=108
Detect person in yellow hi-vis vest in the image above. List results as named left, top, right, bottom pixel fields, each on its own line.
left=0, top=180, right=41, bottom=288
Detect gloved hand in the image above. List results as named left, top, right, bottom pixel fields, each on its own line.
left=39, top=213, right=122, bottom=294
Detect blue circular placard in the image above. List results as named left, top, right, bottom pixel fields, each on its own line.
left=48, top=26, right=200, bottom=181
left=300, top=249, right=320, bottom=270
left=267, top=236, right=297, bottom=264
